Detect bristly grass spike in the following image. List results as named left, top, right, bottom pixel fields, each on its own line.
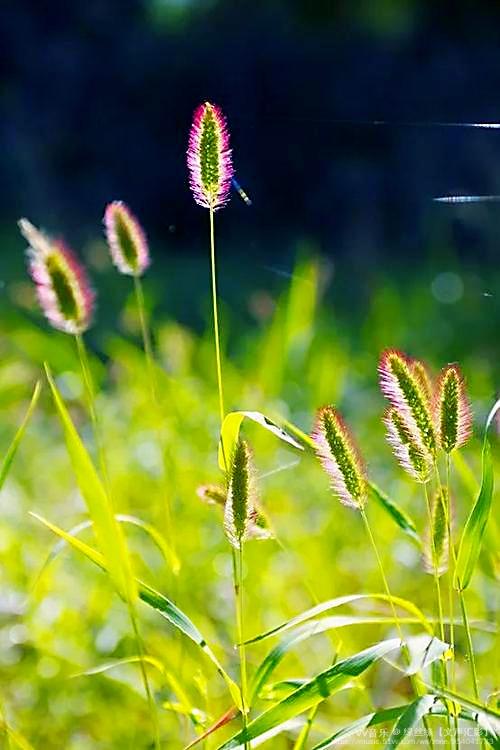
left=187, top=101, right=234, bottom=211
left=224, top=440, right=255, bottom=549
left=383, top=407, right=432, bottom=483
left=378, top=349, right=436, bottom=454
left=19, top=218, right=94, bottom=335
left=103, top=201, right=150, bottom=277
left=436, top=364, right=473, bottom=453
left=311, top=406, right=366, bottom=510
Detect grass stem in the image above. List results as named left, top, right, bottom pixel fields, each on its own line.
left=233, top=546, right=249, bottom=749
left=209, top=206, right=225, bottom=428
left=360, top=507, right=435, bottom=750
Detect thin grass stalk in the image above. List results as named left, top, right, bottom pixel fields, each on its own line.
left=75, top=334, right=161, bottom=750
left=133, top=274, right=156, bottom=401
left=360, top=508, right=435, bottom=750
left=209, top=207, right=225, bottom=428
left=443, top=456, right=484, bottom=750
left=423, top=483, right=453, bottom=749
left=441, top=458, right=460, bottom=750
left=233, top=546, right=249, bottom=749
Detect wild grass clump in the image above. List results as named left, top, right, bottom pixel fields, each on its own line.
left=0, top=104, right=497, bottom=750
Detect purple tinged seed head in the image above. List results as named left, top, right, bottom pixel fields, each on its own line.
left=187, top=101, right=233, bottom=210
left=383, top=407, right=432, bottom=483
left=19, top=218, right=94, bottom=335
left=103, top=201, right=150, bottom=277
left=311, top=406, right=367, bottom=510
left=378, top=349, right=436, bottom=454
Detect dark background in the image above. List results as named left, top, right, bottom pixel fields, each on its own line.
left=2, top=0, right=500, bottom=270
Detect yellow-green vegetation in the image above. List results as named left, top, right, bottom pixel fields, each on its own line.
left=0, top=250, right=498, bottom=749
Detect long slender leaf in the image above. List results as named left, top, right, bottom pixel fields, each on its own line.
left=311, top=705, right=408, bottom=749
left=36, top=514, right=178, bottom=579
left=218, top=411, right=303, bottom=472
left=385, top=695, right=437, bottom=748
left=216, top=639, right=402, bottom=749
left=44, top=366, right=136, bottom=602
left=244, top=593, right=432, bottom=645
left=369, top=482, right=421, bottom=547
left=0, top=381, right=41, bottom=492
left=312, top=701, right=500, bottom=750
left=249, top=616, right=435, bottom=705
left=455, top=399, right=499, bottom=591
left=31, top=512, right=242, bottom=709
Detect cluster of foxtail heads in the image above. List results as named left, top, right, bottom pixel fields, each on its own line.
left=311, top=349, right=472, bottom=509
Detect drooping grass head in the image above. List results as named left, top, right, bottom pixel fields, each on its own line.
left=187, top=101, right=233, bottom=210
left=19, top=219, right=94, bottom=335
left=104, top=201, right=150, bottom=277
left=312, top=406, right=366, bottom=510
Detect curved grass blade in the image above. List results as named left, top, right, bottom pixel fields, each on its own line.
left=311, top=705, right=408, bottom=749
left=31, top=512, right=242, bottom=709
left=0, top=381, right=41, bottom=492
left=117, top=514, right=179, bottom=573
left=385, top=695, right=437, bottom=748
left=218, top=411, right=303, bottom=472
left=455, top=399, right=500, bottom=591
left=34, top=514, right=178, bottom=585
left=249, top=616, right=431, bottom=705
left=216, top=639, right=402, bottom=749
left=424, top=684, right=500, bottom=748
left=75, top=654, right=166, bottom=680
left=311, top=700, right=499, bottom=750
left=368, top=482, right=421, bottom=547
left=44, top=365, right=136, bottom=602
left=244, top=593, right=432, bottom=645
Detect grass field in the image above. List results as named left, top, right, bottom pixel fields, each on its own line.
left=0, top=225, right=498, bottom=749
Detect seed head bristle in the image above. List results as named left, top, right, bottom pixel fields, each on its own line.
left=103, top=201, right=150, bottom=277
left=411, top=358, right=434, bottom=402
left=311, top=406, right=366, bottom=510
left=423, top=488, right=449, bottom=577
left=224, top=440, right=255, bottom=548
left=436, top=364, right=473, bottom=452
left=378, top=349, right=436, bottom=454
left=19, top=218, right=94, bottom=335
left=383, top=407, right=432, bottom=483
left=187, top=101, right=233, bottom=210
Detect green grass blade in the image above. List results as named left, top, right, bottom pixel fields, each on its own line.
left=216, top=639, right=401, bottom=749
left=44, top=365, right=136, bottom=602
left=74, top=654, right=166, bottom=679
left=455, top=399, right=500, bottom=590
left=312, top=701, right=500, bottom=750
left=244, top=593, right=432, bottom=645
left=34, top=514, right=177, bottom=584
left=31, top=512, right=242, bottom=710
left=425, top=684, right=500, bottom=749
left=0, top=381, right=41, bottom=492
left=218, top=411, right=303, bottom=472
left=311, top=705, right=407, bottom=749
left=385, top=695, right=437, bottom=748
left=249, top=617, right=434, bottom=705
left=368, top=482, right=422, bottom=547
